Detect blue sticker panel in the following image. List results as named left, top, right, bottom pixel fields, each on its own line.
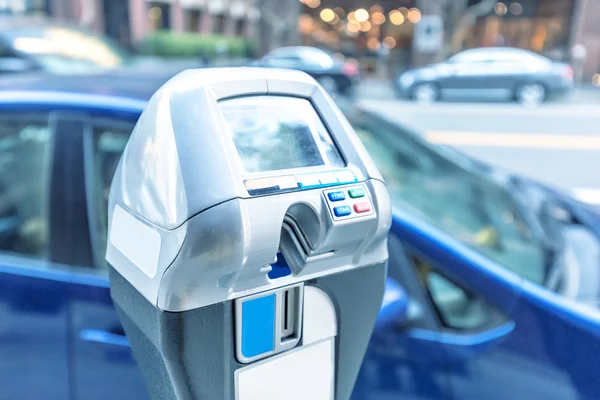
left=268, top=253, right=292, bottom=279
left=241, top=294, right=275, bottom=359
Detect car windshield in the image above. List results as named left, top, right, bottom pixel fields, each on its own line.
left=7, top=25, right=127, bottom=73
left=347, top=108, right=548, bottom=284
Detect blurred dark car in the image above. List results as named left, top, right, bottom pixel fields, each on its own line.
left=396, top=47, right=574, bottom=105
left=250, top=46, right=360, bottom=95
left=0, top=71, right=600, bottom=399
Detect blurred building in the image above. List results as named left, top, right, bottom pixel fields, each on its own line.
left=0, top=0, right=266, bottom=48
left=127, top=0, right=261, bottom=44
left=297, top=0, right=600, bottom=79
left=462, top=0, right=600, bottom=79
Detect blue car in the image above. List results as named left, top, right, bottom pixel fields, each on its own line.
left=0, top=72, right=599, bottom=400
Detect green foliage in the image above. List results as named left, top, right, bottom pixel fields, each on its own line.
left=137, top=31, right=256, bottom=58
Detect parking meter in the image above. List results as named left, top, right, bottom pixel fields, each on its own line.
left=106, top=68, right=391, bottom=400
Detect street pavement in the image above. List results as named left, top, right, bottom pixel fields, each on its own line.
left=357, top=97, right=600, bottom=206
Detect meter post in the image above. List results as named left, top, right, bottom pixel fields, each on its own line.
left=106, top=68, right=392, bottom=400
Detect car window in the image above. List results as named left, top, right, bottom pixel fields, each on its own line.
left=411, top=250, right=507, bottom=331
left=267, top=48, right=301, bottom=59
left=299, top=48, right=334, bottom=68
left=0, top=113, right=53, bottom=259
left=448, top=49, right=493, bottom=63
left=268, top=47, right=333, bottom=68
left=86, top=119, right=134, bottom=268
left=352, top=112, right=546, bottom=285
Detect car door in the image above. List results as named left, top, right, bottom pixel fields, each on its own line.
left=0, top=111, right=82, bottom=400
left=439, top=50, right=507, bottom=100
left=351, top=232, right=453, bottom=400
left=350, top=108, right=600, bottom=399
left=69, top=115, right=149, bottom=400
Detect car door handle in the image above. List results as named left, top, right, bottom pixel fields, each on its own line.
left=79, top=329, right=129, bottom=347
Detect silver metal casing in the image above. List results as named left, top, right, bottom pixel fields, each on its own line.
left=106, top=67, right=391, bottom=312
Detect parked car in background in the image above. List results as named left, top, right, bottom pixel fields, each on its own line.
left=0, top=16, right=201, bottom=76
left=251, top=46, right=360, bottom=95
left=396, top=47, right=574, bottom=106
left=0, top=71, right=600, bottom=400
left=0, top=16, right=132, bottom=74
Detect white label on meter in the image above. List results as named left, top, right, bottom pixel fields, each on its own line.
left=235, top=339, right=334, bottom=400
left=110, top=205, right=161, bottom=278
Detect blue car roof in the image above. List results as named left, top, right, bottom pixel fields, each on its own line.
left=0, top=71, right=170, bottom=102
left=0, top=71, right=172, bottom=115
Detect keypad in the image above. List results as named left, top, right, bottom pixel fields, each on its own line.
left=324, top=184, right=374, bottom=220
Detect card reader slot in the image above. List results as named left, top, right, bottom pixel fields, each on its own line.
left=280, top=285, right=301, bottom=342
left=281, top=222, right=309, bottom=262
left=283, top=215, right=313, bottom=255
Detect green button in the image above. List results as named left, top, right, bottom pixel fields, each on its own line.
left=348, top=188, right=365, bottom=198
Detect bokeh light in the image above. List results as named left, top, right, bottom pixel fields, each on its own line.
left=304, top=0, right=321, bottom=9
left=347, top=11, right=356, bottom=21
left=333, top=7, right=345, bottom=17
left=398, top=7, right=409, bottom=16
left=371, top=11, right=385, bottom=25
left=297, top=14, right=315, bottom=34
left=383, top=36, right=397, bottom=49
left=408, top=8, right=421, bottom=23
left=367, top=37, right=380, bottom=51
left=510, top=2, right=523, bottom=15
left=389, top=10, right=404, bottom=25
left=148, top=7, right=162, bottom=20
left=593, top=74, right=600, bottom=87
left=495, top=2, right=508, bottom=15
left=369, top=4, right=383, bottom=14
left=354, top=8, right=369, bottom=22
left=347, top=20, right=361, bottom=33
left=320, top=8, right=335, bottom=22
left=360, top=21, right=372, bottom=32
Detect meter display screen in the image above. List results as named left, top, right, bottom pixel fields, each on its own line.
left=220, top=96, right=345, bottom=173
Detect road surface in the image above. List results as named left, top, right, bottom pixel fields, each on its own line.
left=358, top=100, right=600, bottom=205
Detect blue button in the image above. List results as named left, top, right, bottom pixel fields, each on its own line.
left=334, top=205, right=352, bottom=217
left=328, top=191, right=346, bottom=202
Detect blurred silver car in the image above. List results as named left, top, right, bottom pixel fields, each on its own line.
left=396, top=47, right=574, bottom=106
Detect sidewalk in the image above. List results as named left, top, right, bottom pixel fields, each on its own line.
left=563, top=85, right=600, bottom=104
left=354, top=78, right=600, bottom=104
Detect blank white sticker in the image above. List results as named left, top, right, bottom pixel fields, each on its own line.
left=236, top=339, right=335, bottom=400
left=109, top=205, right=161, bottom=278
left=303, top=286, right=337, bottom=346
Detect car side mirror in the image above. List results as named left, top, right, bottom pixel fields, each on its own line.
left=0, top=58, right=37, bottom=73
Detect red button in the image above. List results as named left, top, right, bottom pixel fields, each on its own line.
left=354, top=201, right=371, bottom=213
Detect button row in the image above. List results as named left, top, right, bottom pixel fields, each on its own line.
left=333, top=202, right=371, bottom=217
left=327, top=187, right=365, bottom=202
